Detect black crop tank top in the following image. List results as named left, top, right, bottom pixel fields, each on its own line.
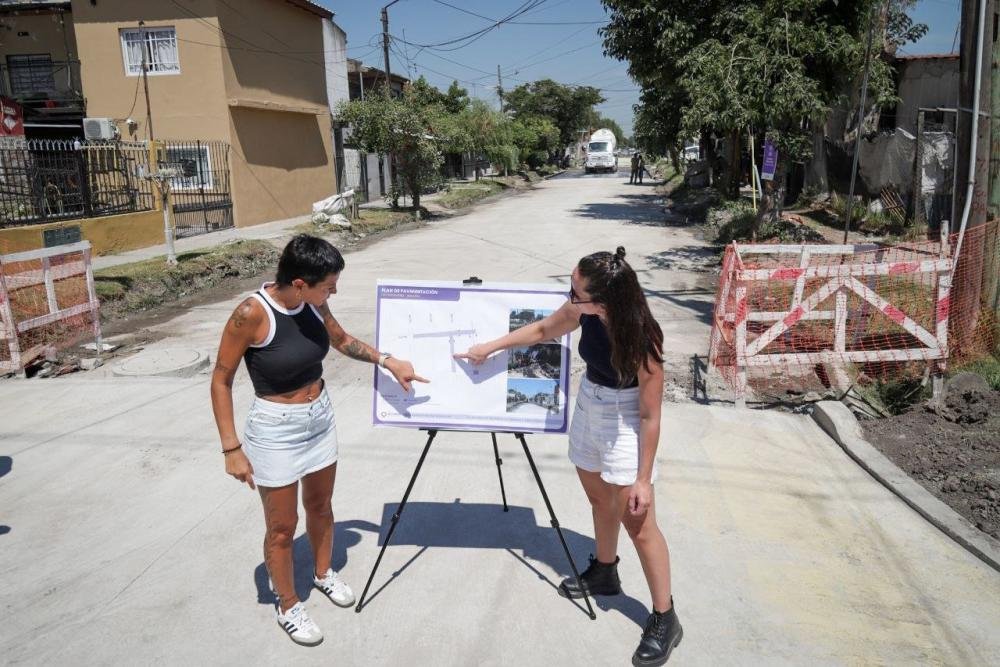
left=578, top=314, right=639, bottom=388
left=243, top=285, right=330, bottom=395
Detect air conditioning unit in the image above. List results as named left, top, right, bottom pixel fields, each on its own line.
left=83, top=117, right=118, bottom=141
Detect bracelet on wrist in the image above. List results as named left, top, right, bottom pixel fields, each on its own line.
left=222, top=443, right=242, bottom=455
left=378, top=352, right=393, bottom=368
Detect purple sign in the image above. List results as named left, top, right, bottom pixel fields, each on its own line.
left=761, top=139, right=778, bottom=181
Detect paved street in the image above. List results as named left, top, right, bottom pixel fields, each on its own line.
left=2, top=170, right=999, bottom=665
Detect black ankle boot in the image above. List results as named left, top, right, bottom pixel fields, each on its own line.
left=631, top=598, right=683, bottom=666
left=560, top=555, right=622, bottom=598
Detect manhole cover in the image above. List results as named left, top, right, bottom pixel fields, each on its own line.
left=112, top=348, right=210, bottom=378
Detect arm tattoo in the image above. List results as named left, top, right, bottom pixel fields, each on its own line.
left=229, top=298, right=255, bottom=329
left=343, top=339, right=375, bottom=362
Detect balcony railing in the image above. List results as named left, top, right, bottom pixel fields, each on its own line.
left=0, top=59, right=84, bottom=110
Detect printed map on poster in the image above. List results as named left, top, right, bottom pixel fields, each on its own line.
left=373, top=280, right=571, bottom=433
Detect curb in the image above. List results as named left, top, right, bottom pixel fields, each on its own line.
left=812, top=400, right=1000, bottom=574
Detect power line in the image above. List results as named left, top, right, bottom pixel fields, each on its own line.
left=397, top=0, right=549, bottom=52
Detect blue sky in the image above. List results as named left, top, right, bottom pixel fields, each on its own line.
left=319, top=1, right=961, bottom=137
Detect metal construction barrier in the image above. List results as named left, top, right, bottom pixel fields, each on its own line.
left=0, top=241, right=101, bottom=375
left=709, top=222, right=998, bottom=406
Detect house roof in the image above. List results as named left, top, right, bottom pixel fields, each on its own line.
left=284, top=0, right=333, bottom=20
left=895, top=53, right=959, bottom=62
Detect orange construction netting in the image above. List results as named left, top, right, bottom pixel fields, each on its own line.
left=709, top=221, right=999, bottom=399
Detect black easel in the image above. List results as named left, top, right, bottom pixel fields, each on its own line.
left=353, top=428, right=596, bottom=620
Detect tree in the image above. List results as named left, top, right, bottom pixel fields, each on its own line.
left=504, top=79, right=606, bottom=146
left=444, top=81, right=470, bottom=114
left=458, top=100, right=517, bottom=176
left=602, top=0, right=927, bottom=236
left=510, top=114, right=561, bottom=168
left=337, top=88, right=443, bottom=208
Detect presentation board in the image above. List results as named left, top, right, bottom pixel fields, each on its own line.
left=372, top=280, right=572, bottom=433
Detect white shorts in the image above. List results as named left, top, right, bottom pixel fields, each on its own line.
left=242, top=387, right=338, bottom=488
left=568, top=376, right=657, bottom=486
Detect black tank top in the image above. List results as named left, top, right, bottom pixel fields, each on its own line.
left=578, top=314, right=639, bottom=388
left=243, top=285, right=330, bottom=395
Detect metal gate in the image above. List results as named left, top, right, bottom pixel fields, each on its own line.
left=159, top=140, right=233, bottom=238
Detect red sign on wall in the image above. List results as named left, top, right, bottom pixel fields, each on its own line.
left=0, top=96, right=24, bottom=136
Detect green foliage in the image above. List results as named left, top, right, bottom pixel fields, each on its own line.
left=437, top=180, right=505, bottom=210
left=337, top=88, right=444, bottom=207
left=510, top=115, right=560, bottom=168
left=711, top=201, right=825, bottom=244
left=601, top=0, right=926, bottom=162
left=504, top=79, right=605, bottom=146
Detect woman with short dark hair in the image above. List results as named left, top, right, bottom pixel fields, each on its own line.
left=210, top=234, right=427, bottom=646
left=457, top=247, right=681, bottom=666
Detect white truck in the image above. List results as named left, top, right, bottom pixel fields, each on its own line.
left=584, top=128, right=617, bottom=174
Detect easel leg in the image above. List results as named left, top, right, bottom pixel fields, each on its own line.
left=355, top=429, right=437, bottom=612
left=515, top=433, right=596, bottom=620
left=491, top=432, right=509, bottom=512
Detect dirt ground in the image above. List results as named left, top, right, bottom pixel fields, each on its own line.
left=862, top=377, right=1000, bottom=540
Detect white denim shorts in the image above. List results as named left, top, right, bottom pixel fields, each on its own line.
left=568, top=376, right=657, bottom=486
left=242, top=387, right=338, bottom=488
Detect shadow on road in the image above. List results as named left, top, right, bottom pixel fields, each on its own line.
left=643, top=287, right=716, bottom=325
left=646, top=247, right=720, bottom=273
left=253, top=518, right=381, bottom=605
left=357, top=500, right=650, bottom=627
left=0, top=456, right=11, bottom=536
left=573, top=192, right=667, bottom=227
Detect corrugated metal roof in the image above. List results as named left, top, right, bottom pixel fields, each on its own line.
left=284, top=0, right=333, bottom=20
left=895, top=53, right=959, bottom=62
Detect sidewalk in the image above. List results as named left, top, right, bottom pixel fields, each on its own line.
left=91, top=213, right=311, bottom=271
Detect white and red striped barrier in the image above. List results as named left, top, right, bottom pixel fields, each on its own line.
left=709, top=232, right=953, bottom=407
left=0, top=241, right=102, bottom=375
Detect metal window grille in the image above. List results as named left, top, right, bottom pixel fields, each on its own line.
left=6, top=54, right=56, bottom=95
left=120, top=27, right=180, bottom=76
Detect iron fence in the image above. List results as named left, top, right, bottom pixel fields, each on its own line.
left=0, top=139, right=154, bottom=228
left=158, top=139, right=233, bottom=237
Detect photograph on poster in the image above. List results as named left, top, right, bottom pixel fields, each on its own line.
left=506, top=377, right=562, bottom=415
left=507, top=343, right=561, bottom=379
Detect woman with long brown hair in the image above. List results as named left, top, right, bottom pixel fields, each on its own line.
left=457, top=247, right=681, bottom=666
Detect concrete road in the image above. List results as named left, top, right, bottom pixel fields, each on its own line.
left=2, top=170, right=999, bottom=665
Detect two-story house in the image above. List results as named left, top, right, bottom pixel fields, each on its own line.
left=1, top=0, right=339, bottom=231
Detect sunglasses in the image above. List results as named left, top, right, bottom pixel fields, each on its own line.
left=568, top=286, right=594, bottom=304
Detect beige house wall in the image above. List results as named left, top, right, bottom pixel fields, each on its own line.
left=0, top=8, right=78, bottom=62
left=217, top=0, right=334, bottom=227
left=69, top=0, right=230, bottom=142
left=228, top=107, right=333, bottom=228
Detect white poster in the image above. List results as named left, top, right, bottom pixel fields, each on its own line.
left=372, top=280, right=572, bottom=433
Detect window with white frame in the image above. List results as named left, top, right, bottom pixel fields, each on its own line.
left=120, top=27, right=180, bottom=76
left=164, top=144, right=213, bottom=190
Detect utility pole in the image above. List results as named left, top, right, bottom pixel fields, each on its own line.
left=987, top=2, right=1000, bottom=321
left=381, top=1, right=401, bottom=93
left=138, top=20, right=154, bottom=140
left=842, top=0, right=882, bottom=243
left=381, top=1, right=401, bottom=202
left=952, top=0, right=994, bottom=349
left=497, top=64, right=504, bottom=113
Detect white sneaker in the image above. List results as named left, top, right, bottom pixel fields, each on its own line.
left=313, top=568, right=356, bottom=607
left=276, top=601, right=323, bottom=646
